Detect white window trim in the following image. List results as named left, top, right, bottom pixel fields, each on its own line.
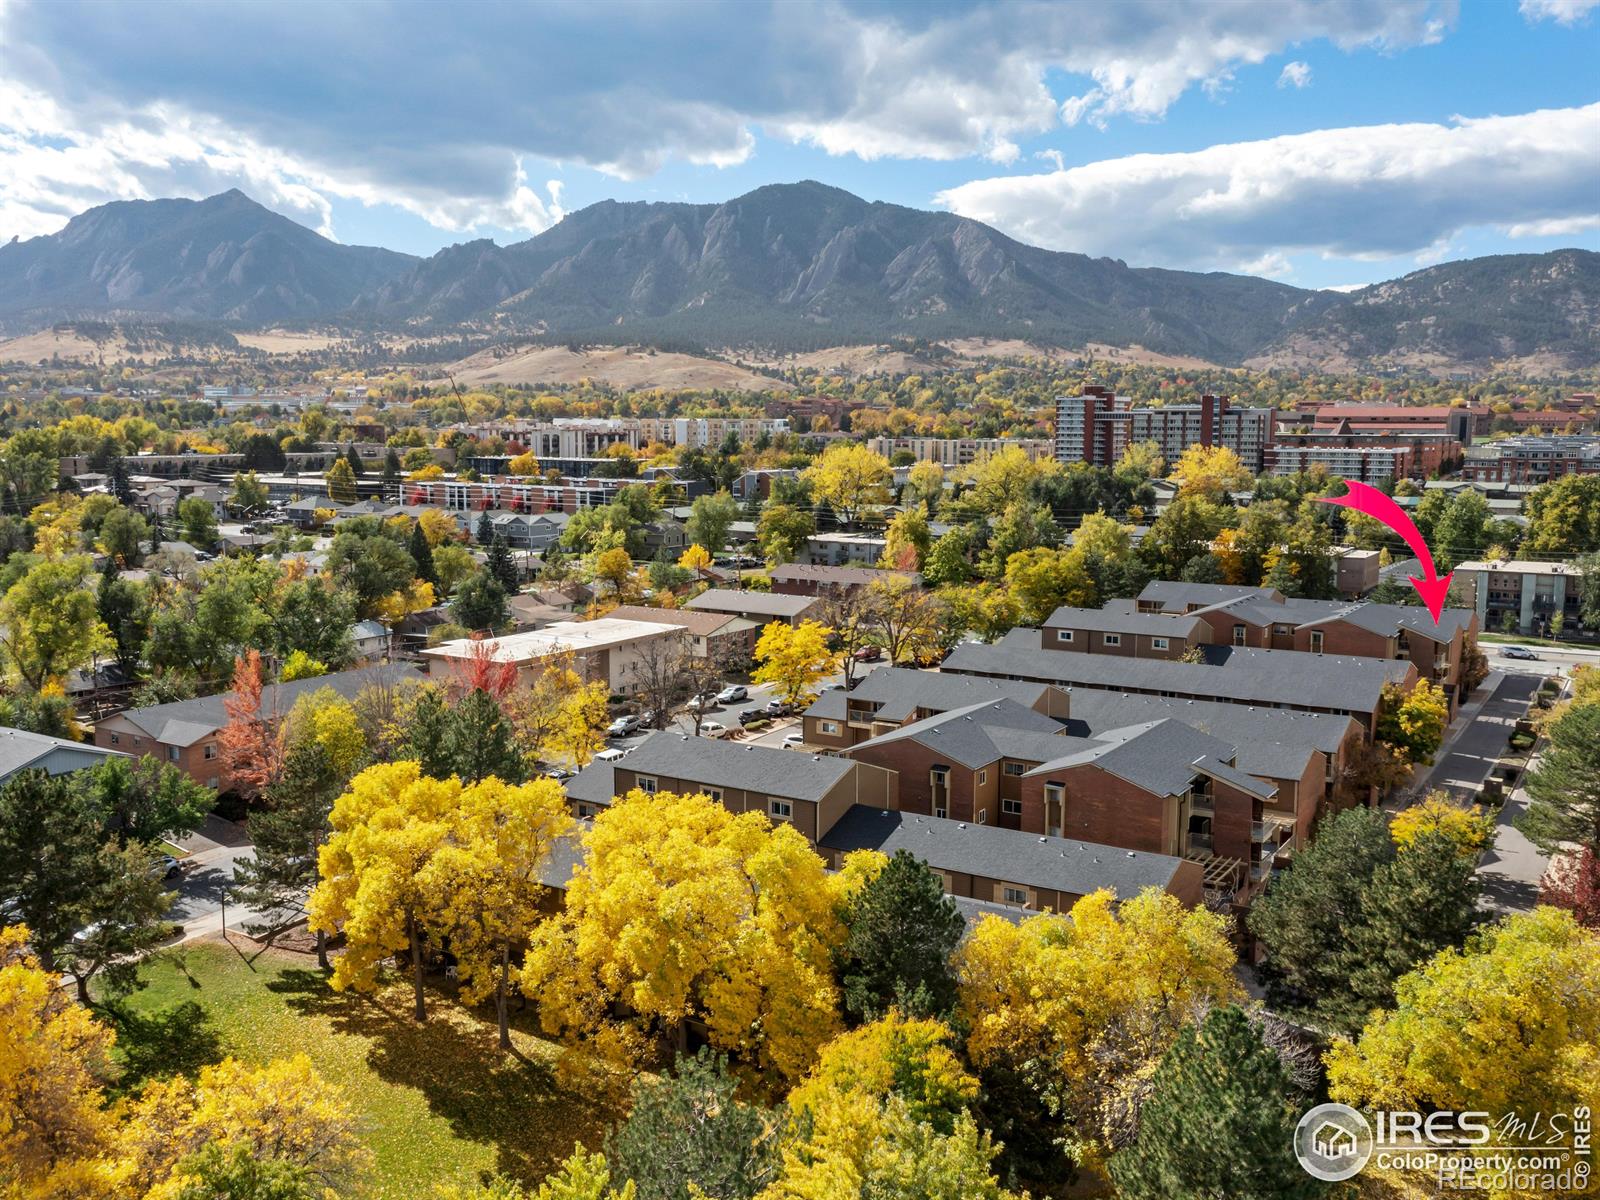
left=977, top=808, right=988, bottom=824
left=1003, top=762, right=1025, bottom=776
left=934, top=804, right=948, bottom=820
left=1001, top=798, right=1023, bottom=815
left=1310, top=631, right=1324, bottom=653
left=1002, top=885, right=1028, bottom=906
left=707, top=787, right=723, bottom=802
left=1056, top=629, right=1074, bottom=643
left=769, top=799, right=793, bottom=821
left=819, top=720, right=840, bottom=735
left=637, top=776, right=658, bottom=793
left=1103, top=633, right=1121, bottom=647
left=1151, top=636, right=1169, bottom=651
left=976, top=769, right=988, bottom=785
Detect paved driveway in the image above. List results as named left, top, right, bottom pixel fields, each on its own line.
left=1411, top=673, right=1541, bottom=804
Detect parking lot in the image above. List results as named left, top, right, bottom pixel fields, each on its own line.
left=597, top=659, right=885, bottom=759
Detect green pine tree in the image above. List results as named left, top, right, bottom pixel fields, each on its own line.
left=1522, top=702, right=1600, bottom=856
left=403, top=689, right=453, bottom=780
left=409, top=520, right=436, bottom=585
left=840, top=849, right=966, bottom=1021
left=442, top=689, right=526, bottom=784
left=382, top=448, right=402, bottom=486
left=1109, top=1005, right=1323, bottom=1200
left=487, top=533, right=520, bottom=591
left=607, top=1050, right=778, bottom=1200
left=231, top=740, right=342, bottom=968
left=476, top=511, right=494, bottom=545
left=345, top=445, right=366, bottom=477
left=1342, top=830, right=1479, bottom=1023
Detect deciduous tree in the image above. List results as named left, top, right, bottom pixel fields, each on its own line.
left=956, top=890, right=1240, bottom=1169
left=802, top=444, right=892, bottom=527
left=218, top=650, right=284, bottom=798
left=687, top=490, right=740, bottom=555
left=520, top=790, right=856, bottom=1086
left=307, top=762, right=459, bottom=1022
left=1327, top=907, right=1600, bottom=1121
left=866, top=574, right=945, bottom=665
left=0, top=555, right=109, bottom=691
left=752, top=620, right=836, bottom=709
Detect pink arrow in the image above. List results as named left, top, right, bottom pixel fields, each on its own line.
left=1317, top=480, right=1452, bottom=622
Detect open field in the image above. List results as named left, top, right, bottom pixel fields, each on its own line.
left=108, top=937, right=621, bottom=1198
left=447, top=343, right=794, bottom=391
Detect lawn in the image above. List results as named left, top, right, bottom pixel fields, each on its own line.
left=105, top=937, right=624, bottom=1198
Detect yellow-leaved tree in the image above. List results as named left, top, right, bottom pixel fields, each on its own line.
left=0, top=927, right=367, bottom=1199
left=0, top=926, right=121, bottom=1198
left=1168, top=444, right=1253, bottom=501
left=678, top=543, right=714, bottom=579
left=125, top=1055, right=370, bottom=1199
left=752, top=619, right=837, bottom=709
left=1327, top=906, right=1600, bottom=1120
left=1390, top=791, right=1494, bottom=858
left=801, top=443, right=892, bottom=527
left=421, top=775, right=572, bottom=1050
left=308, top=761, right=462, bottom=1023
left=956, top=889, right=1241, bottom=1169
left=520, top=789, right=857, bottom=1088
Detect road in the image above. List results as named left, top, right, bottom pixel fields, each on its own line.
left=1409, top=672, right=1542, bottom=804
left=171, top=814, right=265, bottom=943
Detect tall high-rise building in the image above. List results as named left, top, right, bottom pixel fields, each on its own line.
left=1054, top=387, right=1274, bottom=472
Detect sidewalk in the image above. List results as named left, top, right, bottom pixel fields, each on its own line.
left=1476, top=762, right=1550, bottom=915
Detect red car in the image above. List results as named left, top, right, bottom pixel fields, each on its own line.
left=852, top=645, right=883, bottom=662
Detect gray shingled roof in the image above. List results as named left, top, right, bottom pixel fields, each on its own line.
left=685, top=589, right=818, bottom=619
left=0, top=727, right=127, bottom=781
left=1043, top=606, right=1206, bottom=638
left=820, top=805, right=1185, bottom=902
left=1061, top=692, right=1353, bottom=780
left=944, top=631, right=1410, bottom=715
left=851, top=699, right=1069, bottom=769
left=109, top=664, right=422, bottom=747
left=769, top=564, right=919, bottom=588
left=1138, top=581, right=1279, bottom=613
left=804, top=667, right=1055, bottom=724
left=1025, top=718, right=1246, bottom=797
left=613, top=730, right=856, bottom=802
left=562, top=761, right=616, bottom=806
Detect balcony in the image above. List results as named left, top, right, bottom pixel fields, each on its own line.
left=1252, top=815, right=1296, bottom=847
left=1187, top=832, right=1214, bottom=854
left=1187, top=792, right=1214, bottom=817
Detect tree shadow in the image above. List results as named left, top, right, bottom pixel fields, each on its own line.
left=265, top=967, right=618, bottom=1183
left=106, top=999, right=226, bottom=1094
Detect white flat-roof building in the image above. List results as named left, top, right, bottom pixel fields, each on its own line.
left=420, top=618, right=687, bottom=692
left=1453, top=559, right=1586, bottom=635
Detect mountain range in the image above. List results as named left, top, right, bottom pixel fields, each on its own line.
left=2, top=183, right=1596, bottom=372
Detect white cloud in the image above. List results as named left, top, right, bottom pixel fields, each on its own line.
left=1278, top=61, right=1314, bottom=88
left=1519, top=0, right=1599, bottom=24
left=935, top=104, right=1600, bottom=273
left=0, top=0, right=1453, bottom=238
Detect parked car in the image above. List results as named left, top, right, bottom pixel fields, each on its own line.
left=852, top=645, right=883, bottom=662
left=147, top=854, right=182, bottom=880
left=687, top=693, right=718, bottom=711
left=543, top=765, right=576, bottom=781
left=594, top=747, right=629, bottom=763
left=765, top=698, right=794, bottom=717
left=781, top=733, right=806, bottom=749
left=607, top=714, right=642, bottom=737
left=1501, top=645, right=1540, bottom=660
left=699, top=720, right=727, bottom=734
left=738, top=708, right=768, bottom=726
left=715, top=685, right=749, bottom=704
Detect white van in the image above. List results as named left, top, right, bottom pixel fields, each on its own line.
left=594, top=747, right=629, bottom=763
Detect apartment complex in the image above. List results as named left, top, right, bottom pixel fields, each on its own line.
left=864, top=436, right=1052, bottom=466
left=1055, top=387, right=1274, bottom=472
left=456, top=416, right=789, bottom=456
left=1453, top=559, right=1586, bottom=635
left=1461, top=436, right=1600, bottom=484
left=564, top=729, right=1205, bottom=915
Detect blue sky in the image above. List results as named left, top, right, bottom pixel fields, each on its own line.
left=1, top=0, right=1596, bottom=290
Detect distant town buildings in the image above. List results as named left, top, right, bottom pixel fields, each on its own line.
left=1461, top=436, right=1600, bottom=484
left=865, top=436, right=1052, bottom=465
left=1055, top=387, right=1274, bottom=473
